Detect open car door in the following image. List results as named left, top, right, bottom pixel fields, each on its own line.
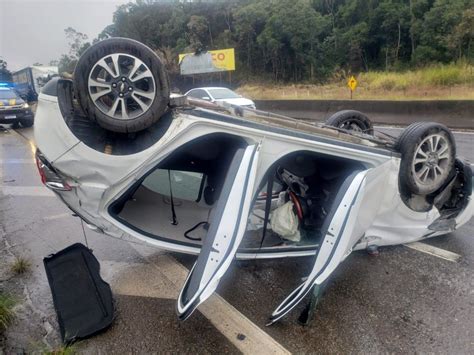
left=268, top=169, right=371, bottom=324
left=177, top=143, right=260, bottom=320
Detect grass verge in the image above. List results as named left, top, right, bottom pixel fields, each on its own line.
left=0, top=293, right=16, bottom=333
left=237, top=63, right=474, bottom=100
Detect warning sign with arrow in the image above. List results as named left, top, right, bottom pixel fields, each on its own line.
left=347, top=76, right=357, bottom=91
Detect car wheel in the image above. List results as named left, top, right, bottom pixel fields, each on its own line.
left=325, top=110, right=373, bottom=135
left=397, top=122, right=455, bottom=195
left=74, top=37, right=170, bottom=133
left=11, top=121, right=20, bottom=129
left=19, top=118, right=34, bottom=127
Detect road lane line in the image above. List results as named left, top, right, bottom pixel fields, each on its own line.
left=129, top=244, right=291, bottom=354
left=404, top=242, right=461, bottom=262
left=43, top=213, right=71, bottom=221
left=0, top=186, right=54, bottom=197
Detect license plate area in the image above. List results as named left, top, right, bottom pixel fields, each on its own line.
left=5, top=115, right=16, bottom=119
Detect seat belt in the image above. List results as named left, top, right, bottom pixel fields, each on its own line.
left=259, top=172, right=274, bottom=249
left=168, top=170, right=178, bottom=225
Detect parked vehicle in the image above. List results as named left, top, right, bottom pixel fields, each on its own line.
left=186, top=87, right=256, bottom=109
left=0, top=86, right=34, bottom=127
left=34, top=38, right=473, bottom=324
left=12, top=66, right=58, bottom=102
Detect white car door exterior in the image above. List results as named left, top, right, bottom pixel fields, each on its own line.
left=177, top=143, right=260, bottom=320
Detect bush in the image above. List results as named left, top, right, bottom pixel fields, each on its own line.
left=11, top=256, right=31, bottom=275
left=420, top=64, right=466, bottom=86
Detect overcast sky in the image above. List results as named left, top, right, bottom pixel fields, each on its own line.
left=0, top=0, right=130, bottom=71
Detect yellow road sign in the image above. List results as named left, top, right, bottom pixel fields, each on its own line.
left=347, top=76, right=357, bottom=91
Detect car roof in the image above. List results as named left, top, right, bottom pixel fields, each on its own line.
left=189, top=87, right=233, bottom=91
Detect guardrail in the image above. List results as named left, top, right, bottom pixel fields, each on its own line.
left=254, top=100, right=474, bottom=129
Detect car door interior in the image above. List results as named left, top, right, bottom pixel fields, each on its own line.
left=177, top=143, right=260, bottom=320
left=267, top=170, right=368, bottom=324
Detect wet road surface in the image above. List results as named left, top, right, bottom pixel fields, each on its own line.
left=0, top=125, right=473, bottom=353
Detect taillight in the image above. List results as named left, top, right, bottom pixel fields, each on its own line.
left=35, top=150, right=72, bottom=191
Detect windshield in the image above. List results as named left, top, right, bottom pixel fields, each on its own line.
left=208, top=88, right=240, bottom=100
left=0, top=89, right=19, bottom=100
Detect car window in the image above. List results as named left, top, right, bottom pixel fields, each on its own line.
left=0, top=89, right=19, bottom=100
left=207, top=88, right=240, bottom=100
left=142, top=169, right=204, bottom=201
left=187, top=89, right=209, bottom=100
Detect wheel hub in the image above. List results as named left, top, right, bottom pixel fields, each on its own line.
left=426, top=153, right=439, bottom=167
left=87, top=53, right=155, bottom=120
left=111, top=77, right=134, bottom=97
left=411, top=133, right=451, bottom=186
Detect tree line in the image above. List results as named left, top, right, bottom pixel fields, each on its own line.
left=60, top=0, right=473, bottom=83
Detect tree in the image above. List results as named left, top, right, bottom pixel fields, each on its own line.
left=0, top=58, right=12, bottom=82
left=85, top=0, right=471, bottom=84
left=448, top=7, right=474, bottom=61
left=58, top=27, right=91, bottom=74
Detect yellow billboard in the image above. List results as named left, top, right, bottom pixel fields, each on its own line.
left=179, top=48, right=235, bottom=75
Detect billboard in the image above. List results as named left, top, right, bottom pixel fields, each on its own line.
left=179, top=48, right=235, bottom=75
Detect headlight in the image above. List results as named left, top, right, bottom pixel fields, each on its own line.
left=22, top=103, right=29, bottom=109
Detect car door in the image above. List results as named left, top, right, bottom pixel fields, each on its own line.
left=177, top=143, right=260, bottom=320
left=187, top=89, right=211, bottom=101
left=267, top=167, right=383, bottom=324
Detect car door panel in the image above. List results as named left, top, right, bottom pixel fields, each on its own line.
left=268, top=170, right=368, bottom=324
left=177, top=143, right=260, bottom=320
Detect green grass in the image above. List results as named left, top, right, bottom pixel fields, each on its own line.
left=45, top=345, right=77, bottom=355
left=11, top=256, right=31, bottom=275
left=360, top=63, right=473, bottom=90
left=0, top=293, right=16, bottom=332
left=237, top=62, right=474, bottom=100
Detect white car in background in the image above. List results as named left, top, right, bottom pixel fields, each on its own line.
left=185, top=87, right=256, bottom=109
left=34, top=38, right=473, bottom=325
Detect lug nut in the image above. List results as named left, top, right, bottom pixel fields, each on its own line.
left=112, top=83, right=117, bottom=88
left=128, top=87, right=133, bottom=91
left=119, top=93, right=124, bottom=97
left=121, top=77, right=126, bottom=82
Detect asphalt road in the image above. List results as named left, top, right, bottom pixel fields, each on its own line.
left=0, top=125, right=473, bottom=353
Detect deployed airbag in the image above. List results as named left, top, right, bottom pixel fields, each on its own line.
left=270, top=201, right=301, bottom=242
left=43, top=243, right=114, bottom=343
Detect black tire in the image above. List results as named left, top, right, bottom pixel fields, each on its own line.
left=11, top=121, right=20, bottom=129
left=19, top=118, right=34, bottom=128
left=397, top=122, right=456, bottom=195
left=74, top=38, right=170, bottom=133
left=325, top=110, right=373, bottom=135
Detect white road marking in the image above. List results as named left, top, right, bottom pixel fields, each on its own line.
left=0, top=186, right=54, bottom=197
left=404, top=242, right=461, bottom=262
left=129, top=244, right=291, bottom=354
left=43, top=213, right=71, bottom=221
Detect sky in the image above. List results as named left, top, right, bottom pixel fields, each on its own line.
left=0, top=0, right=130, bottom=71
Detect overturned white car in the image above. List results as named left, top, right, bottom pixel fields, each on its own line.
left=34, top=38, right=473, bottom=324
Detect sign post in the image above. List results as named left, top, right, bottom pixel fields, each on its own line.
left=347, top=75, right=358, bottom=99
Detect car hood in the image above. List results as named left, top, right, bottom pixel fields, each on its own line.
left=215, top=97, right=254, bottom=107
left=0, top=96, right=25, bottom=107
